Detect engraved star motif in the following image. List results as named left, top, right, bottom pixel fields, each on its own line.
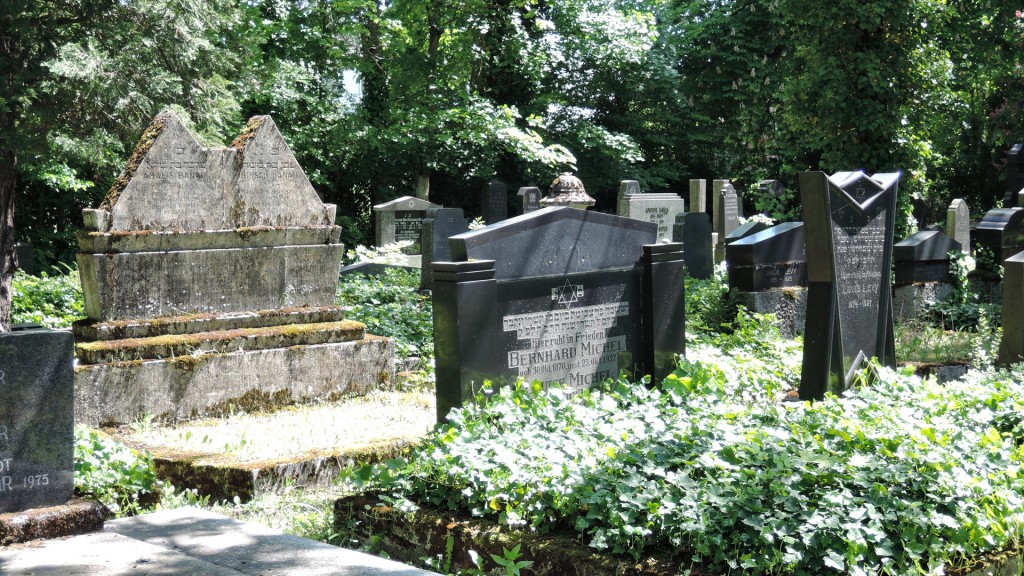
left=553, top=279, right=583, bottom=307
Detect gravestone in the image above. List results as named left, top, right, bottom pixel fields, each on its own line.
left=724, top=221, right=769, bottom=245
left=373, top=195, right=440, bottom=255
left=946, top=199, right=970, bottom=255
left=517, top=187, right=542, bottom=215
left=432, top=207, right=685, bottom=421
left=726, top=222, right=807, bottom=292
left=799, top=170, right=899, bottom=400
left=420, top=207, right=469, bottom=290
left=616, top=180, right=688, bottom=242
left=999, top=251, right=1024, bottom=365
left=74, top=111, right=394, bottom=425
left=673, top=212, right=714, bottom=280
left=975, top=207, right=1024, bottom=277
left=13, top=242, right=36, bottom=275
left=714, top=184, right=741, bottom=262
left=480, top=180, right=508, bottom=224
left=893, top=230, right=960, bottom=285
left=1004, top=144, right=1024, bottom=208
left=689, top=179, right=707, bottom=213
left=0, top=328, right=73, bottom=514
left=711, top=179, right=729, bottom=233
left=757, top=179, right=785, bottom=199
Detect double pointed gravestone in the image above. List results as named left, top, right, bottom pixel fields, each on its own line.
left=799, top=171, right=899, bottom=400
left=432, top=208, right=686, bottom=421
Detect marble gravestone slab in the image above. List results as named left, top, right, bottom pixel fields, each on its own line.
left=946, top=199, right=970, bottom=255
left=0, top=328, right=74, bottom=514
left=373, top=196, right=440, bottom=254
left=673, top=212, right=713, bottom=280
left=726, top=222, right=807, bottom=292
left=480, top=180, right=508, bottom=224
left=893, top=230, right=960, bottom=284
left=616, top=181, right=688, bottom=242
left=432, top=207, right=686, bottom=421
left=799, top=170, right=899, bottom=400
left=975, top=207, right=1024, bottom=277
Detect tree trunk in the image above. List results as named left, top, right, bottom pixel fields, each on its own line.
left=0, top=147, right=16, bottom=332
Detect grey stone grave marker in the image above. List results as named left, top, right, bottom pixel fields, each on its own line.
left=946, top=199, right=970, bottom=255
left=714, top=183, right=741, bottom=262
left=480, top=180, right=508, bottom=224
left=616, top=180, right=688, bottom=242
left=1004, top=144, right=1024, bottom=208
left=673, top=212, right=713, bottom=280
left=726, top=222, right=807, bottom=292
left=893, top=230, right=960, bottom=285
left=373, top=195, right=440, bottom=254
left=799, top=170, right=899, bottom=400
left=975, top=207, right=1024, bottom=277
left=689, top=179, right=707, bottom=213
left=711, top=179, right=729, bottom=233
left=420, top=207, right=469, bottom=290
left=0, top=328, right=73, bottom=514
left=999, top=250, right=1024, bottom=365
left=432, top=207, right=686, bottom=421
left=517, top=187, right=542, bottom=215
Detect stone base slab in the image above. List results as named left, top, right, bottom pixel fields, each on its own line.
left=0, top=498, right=106, bottom=545
left=74, top=337, right=395, bottom=426
left=733, top=287, right=808, bottom=338
left=893, top=282, right=954, bottom=322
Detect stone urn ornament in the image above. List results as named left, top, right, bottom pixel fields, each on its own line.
left=540, top=173, right=596, bottom=210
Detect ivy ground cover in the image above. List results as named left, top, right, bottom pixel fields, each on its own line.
left=357, top=316, right=1024, bottom=575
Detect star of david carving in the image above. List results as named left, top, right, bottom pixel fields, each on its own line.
left=553, top=279, right=583, bottom=307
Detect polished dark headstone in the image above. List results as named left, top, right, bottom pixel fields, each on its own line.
left=421, top=207, right=469, bottom=290
left=673, top=212, right=714, bottom=280
left=975, top=207, right=1024, bottom=276
left=727, top=222, right=807, bottom=292
left=433, top=207, right=685, bottom=421
left=13, top=243, right=37, bottom=275
left=0, top=328, right=74, bottom=514
left=999, top=250, right=1024, bottom=365
left=480, top=180, right=508, bottom=224
left=946, top=199, right=970, bottom=255
left=799, top=170, right=899, bottom=400
left=893, top=230, right=960, bottom=284
left=517, top=187, right=542, bottom=215
left=373, top=196, right=440, bottom=253
left=1003, top=144, right=1024, bottom=208
left=724, top=221, right=769, bottom=245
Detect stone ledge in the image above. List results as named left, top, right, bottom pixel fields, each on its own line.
left=75, top=320, right=366, bottom=365
left=77, top=226, right=342, bottom=254
left=73, top=305, right=348, bottom=341
left=75, top=336, right=395, bottom=426
left=0, top=498, right=106, bottom=545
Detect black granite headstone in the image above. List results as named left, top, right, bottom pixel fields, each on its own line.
left=975, top=207, right=1024, bottom=276
left=724, top=221, right=769, bottom=245
left=480, top=180, right=508, bottom=224
left=726, top=222, right=807, bottom=292
left=893, top=230, right=960, bottom=284
left=517, top=187, right=542, bottom=215
left=673, top=212, right=714, bottom=280
left=799, top=170, right=899, bottom=400
left=432, top=207, right=685, bottom=421
left=13, top=243, right=37, bottom=276
left=999, top=250, right=1024, bottom=365
left=420, top=207, right=469, bottom=290
left=0, top=328, right=74, bottom=514
left=1003, top=144, right=1024, bottom=208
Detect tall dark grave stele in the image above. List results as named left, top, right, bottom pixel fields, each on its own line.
left=0, top=328, right=74, bottom=514
left=726, top=222, right=807, bottom=292
left=799, top=170, right=899, bottom=400
left=975, top=207, right=1024, bottom=277
left=1003, top=144, right=1024, bottom=208
left=480, top=180, right=509, bottom=224
left=673, top=212, right=713, bottom=280
left=373, top=195, right=440, bottom=254
left=517, top=187, right=542, bottom=215
left=432, top=207, right=685, bottom=421
left=999, top=250, right=1024, bottom=365
left=420, top=207, right=469, bottom=290
left=946, top=199, right=970, bottom=255
left=893, top=230, right=960, bottom=284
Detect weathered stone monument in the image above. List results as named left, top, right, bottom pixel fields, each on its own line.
left=373, top=195, right=440, bottom=262
left=673, top=212, right=713, bottom=280
left=999, top=250, right=1024, bottom=365
left=714, top=183, right=741, bottom=262
left=946, top=199, right=970, bottom=255
left=689, top=179, right=707, bottom=214
left=420, top=207, right=469, bottom=291
left=711, top=179, right=729, bottom=233
left=799, top=170, right=899, bottom=400
left=480, top=180, right=508, bottom=223
left=74, top=111, right=394, bottom=425
left=517, top=186, right=542, bottom=215
left=726, top=222, right=808, bottom=337
left=975, top=207, right=1024, bottom=277
left=616, top=180, right=688, bottom=241
left=892, top=230, right=960, bottom=320
left=432, top=208, right=685, bottom=421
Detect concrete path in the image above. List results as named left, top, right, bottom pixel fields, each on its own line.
left=0, top=507, right=438, bottom=575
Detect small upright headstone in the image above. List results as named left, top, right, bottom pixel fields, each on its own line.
left=689, top=179, right=707, bottom=213
left=420, top=207, right=469, bottom=290
left=714, top=184, right=741, bottom=262
left=946, top=199, right=970, bottom=255
left=711, top=179, right=729, bottom=233
left=373, top=196, right=440, bottom=254
left=799, top=170, right=900, bottom=400
left=893, top=230, right=961, bottom=284
left=673, top=212, right=714, bottom=280
left=616, top=180, right=688, bottom=241
left=999, top=250, right=1024, bottom=365
left=480, top=180, right=508, bottom=224
left=975, top=207, right=1024, bottom=276
left=0, top=328, right=74, bottom=514
left=517, top=187, right=542, bottom=215
left=1004, top=144, right=1024, bottom=208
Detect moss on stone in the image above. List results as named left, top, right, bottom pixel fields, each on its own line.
left=100, top=112, right=171, bottom=211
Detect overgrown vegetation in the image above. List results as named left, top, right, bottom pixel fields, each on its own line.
left=73, top=427, right=167, bottom=516
left=11, top=269, right=84, bottom=328
left=336, top=267, right=433, bottom=362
